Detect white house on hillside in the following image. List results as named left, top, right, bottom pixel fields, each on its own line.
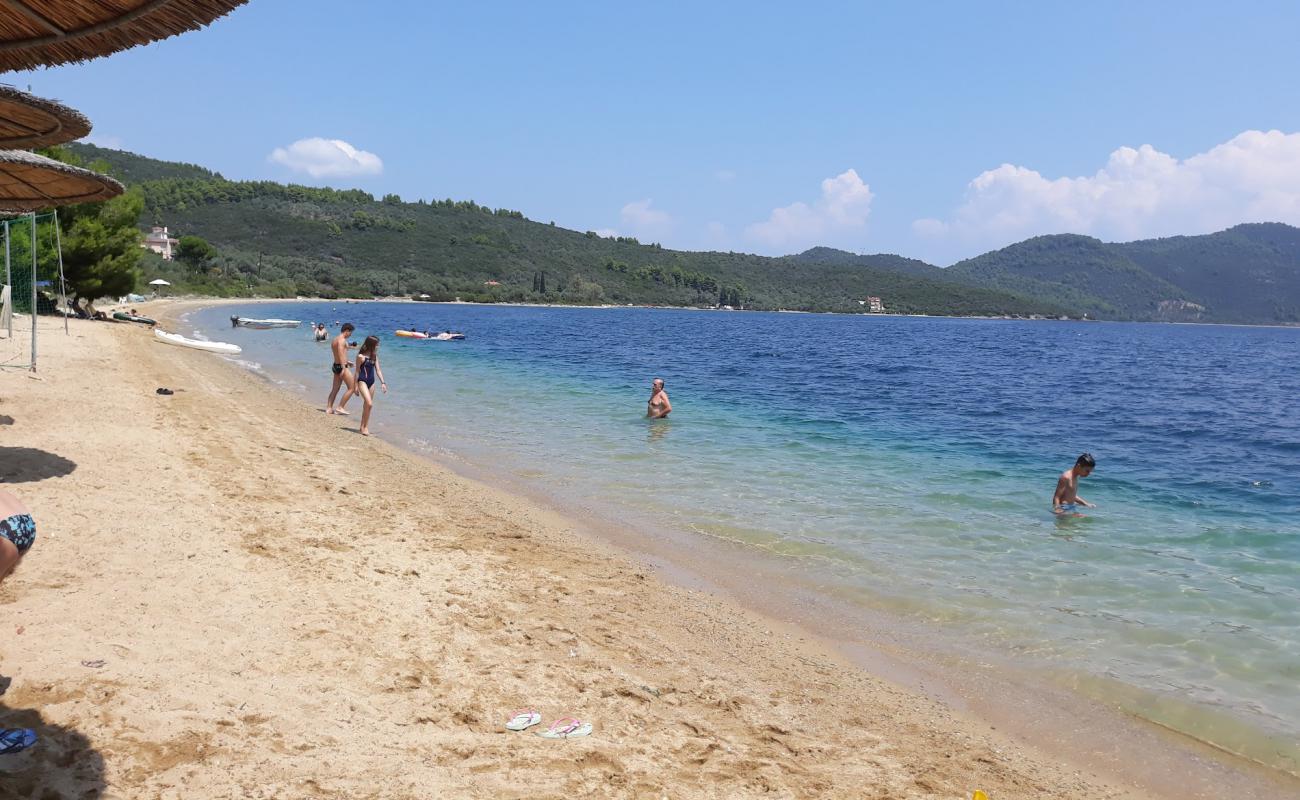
left=142, top=226, right=180, bottom=261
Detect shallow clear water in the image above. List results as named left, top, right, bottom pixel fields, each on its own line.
left=192, top=303, right=1300, bottom=765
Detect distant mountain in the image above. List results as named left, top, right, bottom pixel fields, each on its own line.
left=798, top=228, right=1300, bottom=324
left=1117, top=224, right=1300, bottom=323
left=73, top=142, right=218, bottom=184
left=792, top=247, right=944, bottom=279
left=62, top=143, right=1300, bottom=323
left=943, top=234, right=1193, bottom=321
left=63, top=143, right=1069, bottom=318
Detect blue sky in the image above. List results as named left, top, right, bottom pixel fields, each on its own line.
left=10, top=0, right=1300, bottom=264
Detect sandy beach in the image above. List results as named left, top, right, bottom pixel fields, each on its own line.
left=0, top=306, right=1292, bottom=799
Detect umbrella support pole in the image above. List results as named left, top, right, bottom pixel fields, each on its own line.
left=54, top=208, right=67, bottom=335
left=3, top=219, right=10, bottom=340
left=29, top=212, right=36, bottom=371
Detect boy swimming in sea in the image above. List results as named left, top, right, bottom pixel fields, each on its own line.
left=1053, top=453, right=1096, bottom=514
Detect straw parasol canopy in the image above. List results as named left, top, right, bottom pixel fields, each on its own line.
left=0, top=84, right=90, bottom=148
left=0, top=148, right=121, bottom=211
left=0, top=0, right=250, bottom=72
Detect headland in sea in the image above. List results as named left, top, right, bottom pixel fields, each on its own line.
left=0, top=298, right=1294, bottom=798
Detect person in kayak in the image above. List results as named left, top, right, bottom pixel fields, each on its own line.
left=647, top=378, right=672, bottom=419
left=339, top=335, right=387, bottom=435
left=326, top=323, right=358, bottom=414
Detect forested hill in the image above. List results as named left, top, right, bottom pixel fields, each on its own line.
left=67, top=143, right=1300, bottom=323
left=66, top=143, right=1067, bottom=317
left=935, top=228, right=1300, bottom=324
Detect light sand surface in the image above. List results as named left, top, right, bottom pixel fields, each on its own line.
left=0, top=311, right=1281, bottom=799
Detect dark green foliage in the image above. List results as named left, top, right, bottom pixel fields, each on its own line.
left=1116, top=224, right=1300, bottom=323
left=25, top=145, right=145, bottom=305
left=176, top=235, right=216, bottom=269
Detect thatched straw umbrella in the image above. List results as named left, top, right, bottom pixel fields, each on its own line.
left=0, top=149, right=121, bottom=211
left=0, top=85, right=90, bottom=148
left=0, top=0, right=249, bottom=72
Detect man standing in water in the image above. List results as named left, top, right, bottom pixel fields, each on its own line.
left=1053, top=453, right=1096, bottom=514
left=647, top=378, right=672, bottom=419
left=326, top=323, right=357, bottom=414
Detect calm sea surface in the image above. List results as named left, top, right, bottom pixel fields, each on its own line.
left=190, top=303, right=1300, bottom=767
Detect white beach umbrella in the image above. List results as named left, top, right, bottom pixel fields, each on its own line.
left=149, top=279, right=171, bottom=286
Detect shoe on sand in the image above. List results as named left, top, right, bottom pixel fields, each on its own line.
left=505, top=709, right=541, bottom=731
left=536, top=717, right=592, bottom=739
left=0, top=728, right=36, bottom=756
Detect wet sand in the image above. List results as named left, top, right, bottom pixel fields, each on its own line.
left=0, top=306, right=1293, bottom=798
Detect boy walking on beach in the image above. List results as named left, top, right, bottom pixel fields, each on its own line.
left=1053, top=453, right=1097, bottom=514
left=326, top=323, right=357, bottom=414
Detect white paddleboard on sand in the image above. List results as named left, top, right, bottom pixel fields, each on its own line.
left=154, top=328, right=242, bottom=355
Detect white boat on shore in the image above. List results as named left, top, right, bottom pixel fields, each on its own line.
left=231, top=316, right=301, bottom=329
left=155, top=329, right=242, bottom=355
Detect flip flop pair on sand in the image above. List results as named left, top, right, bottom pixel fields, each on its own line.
left=505, top=709, right=592, bottom=739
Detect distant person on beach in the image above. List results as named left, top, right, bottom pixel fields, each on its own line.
left=339, top=335, right=387, bottom=435
left=1053, top=453, right=1097, bottom=514
left=314, top=323, right=328, bottom=342
left=326, top=323, right=357, bottom=414
left=0, top=489, right=35, bottom=586
left=647, top=378, right=672, bottom=419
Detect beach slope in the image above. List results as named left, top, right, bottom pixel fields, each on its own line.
left=3, top=315, right=1152, bottom=798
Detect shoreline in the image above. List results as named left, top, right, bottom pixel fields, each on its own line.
left=174, top=297, right=1298, bottom=796
left=133, top=293, right=1300, bottom=329
left=0, top=303, right=1291, bottom=797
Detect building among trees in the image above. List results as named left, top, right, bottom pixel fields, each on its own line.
left=143, top=225, right=179, bottom=260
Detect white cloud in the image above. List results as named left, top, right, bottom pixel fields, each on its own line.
left=916, top=129, right=1300, bottom=256
left=745, top=168, right=874, bottom=251
left=619, top=199, right=672, bottom=238
left=85, top=133, right=123, bottom=149
left=268, top=137, right=383, bottom=179
left=704, top=221, right=729, bottom=248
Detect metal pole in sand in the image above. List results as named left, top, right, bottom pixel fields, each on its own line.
left=54, top=210, right=68, bottom=335
left=30, top=212, right=37, bottom=372
left=3, top=219, right=10, bottom=340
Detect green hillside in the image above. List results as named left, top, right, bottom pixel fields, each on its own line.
left=1117, top=224, right=1300, bottom=323
left=67, top=143, right=1068, bottom=318
left=942, top=234, right=1193, bottom=320
left=65, top=143, right=1300, bottom=323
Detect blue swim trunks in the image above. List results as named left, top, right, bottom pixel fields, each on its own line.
left=0, top=514, right=35, bottom=553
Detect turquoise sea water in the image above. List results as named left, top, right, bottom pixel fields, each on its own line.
left=191, top=303, right=1300, bottom=768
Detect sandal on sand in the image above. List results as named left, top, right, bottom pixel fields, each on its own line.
left=536, top=717, right=592, bottom=739
left=0, top=728, right=36, bottom=755
left=505, top=709, right=542, bottom=731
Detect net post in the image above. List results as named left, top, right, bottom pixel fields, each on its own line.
left=29, top=212, right=36, bottom=372
left=54, top=209, right=68, bottom=335
left=3, top=219, right=10, bottom=340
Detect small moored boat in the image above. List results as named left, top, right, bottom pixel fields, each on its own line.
left=231, top=316, right=301, bottom=329
left=394, top=330, right=429, bottom=339
left=113, top=311, right=156, bottom=325
left=155, top=328, right=241, bottom=355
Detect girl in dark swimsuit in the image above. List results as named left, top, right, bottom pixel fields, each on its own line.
left=339, top=335, right=387, bottom=435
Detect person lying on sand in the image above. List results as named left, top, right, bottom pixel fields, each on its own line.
left=1053, top=453, right=1096, bottom=514
left=326, top=323, right=358, bottom=414
left=647, top=378, right=672, bottom=419
left=0, top=489, right=35, bottom=585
